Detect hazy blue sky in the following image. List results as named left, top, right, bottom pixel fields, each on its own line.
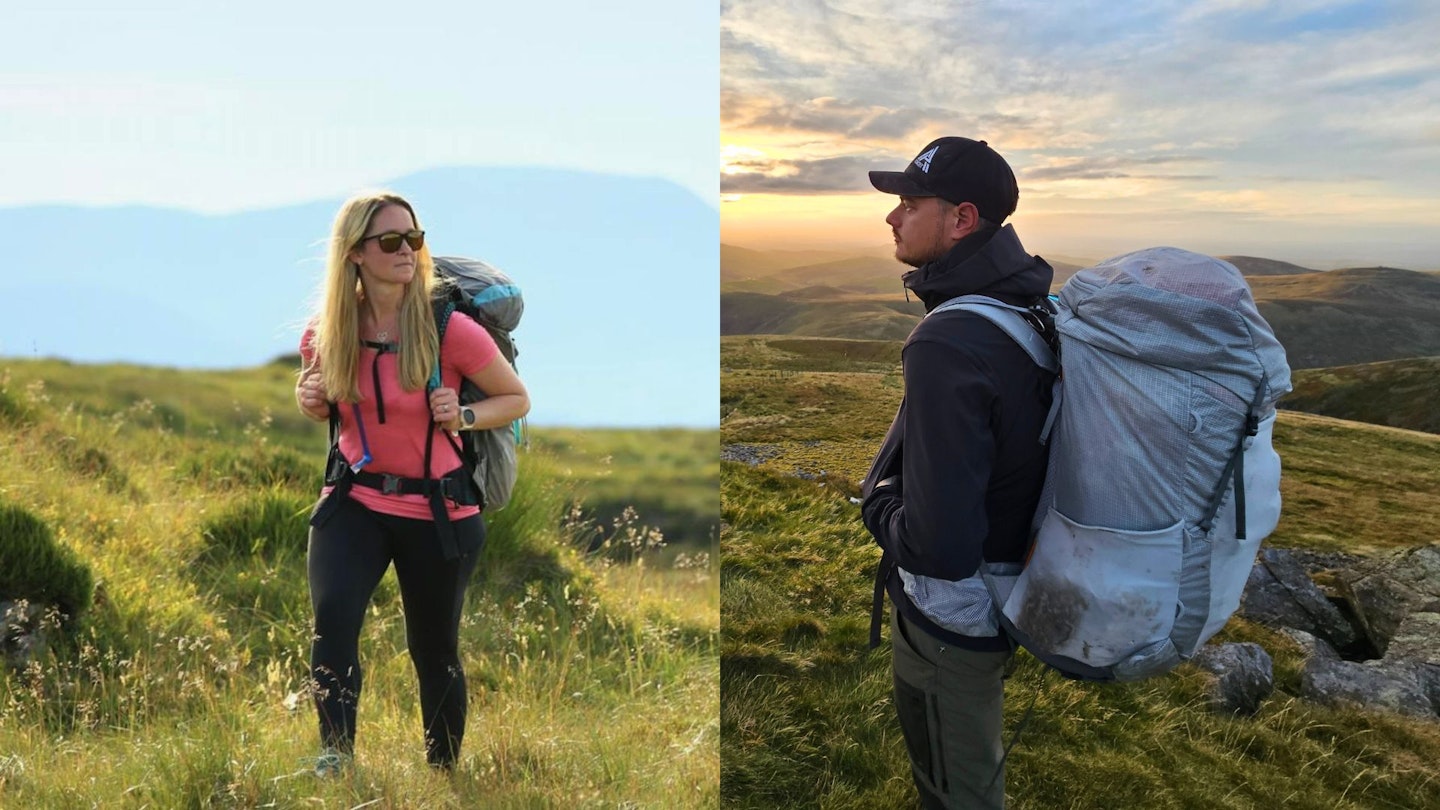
left=3, top=1, right=718, bottom=212
left=722, top=0, right=1440, bottom=268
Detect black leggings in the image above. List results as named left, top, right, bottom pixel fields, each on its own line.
left=307, top=495, right=483, bottom=766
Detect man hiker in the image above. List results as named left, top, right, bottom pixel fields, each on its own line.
left=861, top=137, right=1057, bottom=809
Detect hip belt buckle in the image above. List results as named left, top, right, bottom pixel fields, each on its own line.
left=381, top=474, right=402, bottom=495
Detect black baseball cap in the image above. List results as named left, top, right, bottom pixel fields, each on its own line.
left=869, top=137, right=1019, bottom=223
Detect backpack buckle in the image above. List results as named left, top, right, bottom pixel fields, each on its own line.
left=381, top=474, right=402, bottom=495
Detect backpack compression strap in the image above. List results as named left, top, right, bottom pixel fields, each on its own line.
left=1199, top=382, right=1269, bottom=540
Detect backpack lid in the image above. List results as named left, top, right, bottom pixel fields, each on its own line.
left=433, top=255, right=524, bottom=333
left=1058, top=247, right=1291, bottom=408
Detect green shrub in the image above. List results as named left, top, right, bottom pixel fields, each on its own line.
left=0, top=503, right=94, bottom=619
left=0, top=388, right=33, bottom=426
left=198, top=491, right=313, bottom=560
left=481, top=454, right=571, bottom=573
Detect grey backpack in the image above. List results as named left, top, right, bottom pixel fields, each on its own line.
left=430, top=256, right=526, bottom=512
left=938, top=247, right=1292, bottom=681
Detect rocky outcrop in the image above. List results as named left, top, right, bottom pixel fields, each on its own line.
left=1334, top=545, right=1440, bottom=658
left=1384, top=611, right=1440, bottom=666
left=1277, top=628, right=1340, bottom=663
left=1300, top=658, right=1433, bottom=718
left=721, top=444, right=782, bottom=466
left=1225, top=544, right=1440, bottom=720
left=1, top=599, right=47, bottom=672
left=1190, top=642, right=1274, bottom=715
left=1240, top=548, right=1360, bottom=654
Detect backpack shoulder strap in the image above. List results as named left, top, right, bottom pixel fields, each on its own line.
left=929, top=295, right=1059, bottom=375
left=933, top=294, right=1064, bottom=447
left=429, top=297, right=455, bottom=393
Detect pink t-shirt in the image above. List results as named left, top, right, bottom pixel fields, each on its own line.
left=301, top=311, right=500, bottom=520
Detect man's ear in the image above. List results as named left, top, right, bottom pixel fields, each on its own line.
left=951, top=201, right=981, bottom=239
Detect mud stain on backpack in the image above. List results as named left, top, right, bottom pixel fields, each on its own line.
left=1016, top=579, right=1089, bottom=651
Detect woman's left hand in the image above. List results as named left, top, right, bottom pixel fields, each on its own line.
left=428, top=387, right=463, bottom=431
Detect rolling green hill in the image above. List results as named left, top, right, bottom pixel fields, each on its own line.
left=1283, top=356, right=1440, bottom=435
left=721, top=293, right=924, bottom=341
left=0, top=358, right=717, bottom=807
left=721, top=254, right=904, bottom=297
left=759, top=256, right=909, bottom=296
left=720, top=244, right=859, bottom=283
left=720, top=334, right=1440, bottom=808
left=1252, top=266, right=1440, bottom=369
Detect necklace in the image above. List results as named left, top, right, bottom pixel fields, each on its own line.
left=371, top=318, right=396, bottom=342
left=366, top=305, right=398, bottom=343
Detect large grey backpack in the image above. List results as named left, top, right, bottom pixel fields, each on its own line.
left=943, top=247, right=1292, bottom=682
left=429, top=256, right=526, bottom=512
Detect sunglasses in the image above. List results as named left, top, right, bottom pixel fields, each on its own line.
left=359, top=229, right=425, bottom=253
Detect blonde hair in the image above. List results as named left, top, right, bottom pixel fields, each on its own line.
left=310, top=192, right=440, bottom=402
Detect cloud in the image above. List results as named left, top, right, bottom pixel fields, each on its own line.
left=721, top=0, right=1440, bottom=253
left=1023, top=154, right=1216, bottom=182
left=724, top=93, right=1031, bottom=142
left=721, top=154, right=885, bottom=194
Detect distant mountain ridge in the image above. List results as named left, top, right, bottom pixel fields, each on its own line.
left=722, top=244, right=1440, bottom=370
left=1, top=167, right=719, bottom=427
left=1221, top=256, right=1318, bottom=276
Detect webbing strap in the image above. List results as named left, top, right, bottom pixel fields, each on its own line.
left=869, top=550, right=892, bottom=649
left=371, top=352, right=386, bottom=423
left=310, top=404, right=348, bottom=528
left=1199, top=383, right=1268, bottom=536
left=988, top=665, right=1044, bottom=791
left=426, top=299, right=463, bottom=559
left=1038, top=378, right=1063, bottom=446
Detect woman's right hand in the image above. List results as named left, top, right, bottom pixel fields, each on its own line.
left=297, top=364, right=331, bottom=422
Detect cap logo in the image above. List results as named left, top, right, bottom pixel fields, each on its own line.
left=913, top=146, right=938, bottom=173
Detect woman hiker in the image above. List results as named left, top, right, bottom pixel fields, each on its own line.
left=294, top=191, right=529, bottom=774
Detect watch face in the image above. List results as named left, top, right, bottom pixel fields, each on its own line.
left=462, top=406, right=476, bottom=427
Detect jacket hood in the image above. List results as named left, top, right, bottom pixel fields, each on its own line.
left=903, top=224, right=1054, bottom=311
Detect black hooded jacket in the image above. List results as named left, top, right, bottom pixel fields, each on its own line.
left=862, top=223, right=1056, bottom=651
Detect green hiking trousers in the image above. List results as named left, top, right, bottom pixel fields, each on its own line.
left=891, top=608, right=1013, bottom=810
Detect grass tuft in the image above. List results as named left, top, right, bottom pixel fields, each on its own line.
left=199, top=490, right=314, bottom=561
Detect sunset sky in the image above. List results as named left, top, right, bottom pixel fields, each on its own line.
left=721, top=0, right=1440, bottom=269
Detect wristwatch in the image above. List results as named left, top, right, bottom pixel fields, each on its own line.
left=460, top=405, right=476, bottom=429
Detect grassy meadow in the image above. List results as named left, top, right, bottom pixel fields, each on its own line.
left=0, top=358, right=718, bottom=808
left=720, top=335, right=1440, bottom=809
